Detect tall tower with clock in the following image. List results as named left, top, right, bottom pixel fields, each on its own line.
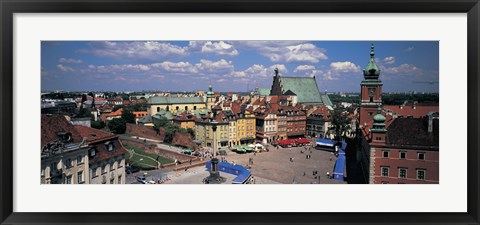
left=359, top=43, right=383, bottom=126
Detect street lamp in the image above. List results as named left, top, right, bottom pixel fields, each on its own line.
left=205, top=119, right=226, bottom=184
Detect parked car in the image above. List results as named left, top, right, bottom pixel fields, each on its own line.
left=136, top=176, right=148, bottom=184
left=193, top=151, right=202, bottom=157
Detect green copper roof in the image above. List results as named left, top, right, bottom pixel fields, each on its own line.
left=148, top=96, right=205, bottom=105
left=153, top=110, right=174, bottom=120
left=320, top=94, right=333, bottom=106
left=279, top=77, right=323, bottom=104
left=363, top=43, right=381, bottom=79
left=257, top=88, right=271, bottom=96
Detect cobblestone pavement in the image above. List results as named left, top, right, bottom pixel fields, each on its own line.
left=126, top=144, right=346, bottom=184
left=225, top=144, right=346, bottom=184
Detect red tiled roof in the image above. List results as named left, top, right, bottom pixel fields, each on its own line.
left=73, top=125, right=126, bottom=164
left=74, top=125, right=117, bottom=144
left=384, top=105, right=438, bottom=118
left=41, top=115, right=84, bottom=146
left=107, top=108, right=123, bottom=117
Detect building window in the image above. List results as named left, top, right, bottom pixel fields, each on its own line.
left=157, top=107, right=160, bottom=112
left=400, top=152, right=406, bottom=159
left=418, top=152, right=425, bottom=160
left=176, top=106, right=179, bottom=111
left=381, top=167, right=389, bottom=177
left=77, top=155, right=84, bottom=165
left=92, top=168, right=98, bottom=177
left=65, top=175, right=72, bottom=184
left=103, top=165, right=108, bottom=174
left=382, top=151, right=389, bottom=158
left=77, top=171, right=84, bottom=183
left=89, top=148, right=96, bottom=157
left=194, top=106, right=197, bottom=110
left=416, top=169, right=426, bottom=180
left=399, top=168, right=407, bottom=178
left=185, top=106, right=188, bottom=111
left=65, top=158, right=72, bottom=168
left=106, top=142, right=114, bottom=152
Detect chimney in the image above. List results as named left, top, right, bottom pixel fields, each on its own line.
left=428, top=114, right=433, bottom=133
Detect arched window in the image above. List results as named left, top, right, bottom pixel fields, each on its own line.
left=176, top=106, right=179, bottom=111
left=185, top=106, right=188, bottom=111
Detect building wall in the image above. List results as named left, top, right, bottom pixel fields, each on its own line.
left=90, top=157, right=126, bottom=184
left=195, top=122, right=229, bottom=148
left=286, top=114, right=306, bottom=137
left=41, top=148, right=89, bottom=184
left=149, top=103, right=206, bottom=115
left=229, top=120, right=237, bottom=146
left=235, top=115, right=256, bottom=145
left=276, top=115, right=287, bottom=140
left=371, top=147, right=439, bottom=184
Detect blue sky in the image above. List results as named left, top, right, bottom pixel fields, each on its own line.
left=41, top=41, right=439, bottom=93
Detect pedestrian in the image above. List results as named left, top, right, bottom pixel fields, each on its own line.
left=314, top=175, right=317, bottom=180
left=326, top=171, right=330, bottom=179
left=306, top=155, right=308, bottom=159
left=292, top=157, right=294, bottom=162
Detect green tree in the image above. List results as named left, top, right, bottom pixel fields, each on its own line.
left=91, top=120, right=106, bottom=129
left=163, top=126, right=176, bottom=144
left=328, top=108, right=352, bottom=141
left=187, top=128, right=195, bottom=139
left=155, top=117, right=170, bottom=128
left=108, top=118, right=127, bottom=134
left=121, top=109, right=136, bottom=124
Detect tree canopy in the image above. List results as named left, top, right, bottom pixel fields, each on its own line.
left=108, top=118, right=127, bottom=134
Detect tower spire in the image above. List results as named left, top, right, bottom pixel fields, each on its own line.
left=363, top=42, right=380, bottom=79
left=370, top=42, right=375, bottom=59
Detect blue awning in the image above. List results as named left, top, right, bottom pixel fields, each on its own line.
left=333, top=154, right=346, bottom=181
left=316, top=138, right=335, bottom=147
left=205, top=161, right=252, bottom=184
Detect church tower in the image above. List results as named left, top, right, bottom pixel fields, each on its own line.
left=370, top=106, right=387, bottom=144
left=206, top=84, right=215, bottom=109
left=270, top=67, right=283, bottom=96
left=359, top=43, right=383, bottom=126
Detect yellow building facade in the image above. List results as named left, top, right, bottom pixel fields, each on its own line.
left=235, top=111, right=256, bottom=146
left=147, top=96, right=206, bottom=115
left=195, top=121, right=229, bottom=149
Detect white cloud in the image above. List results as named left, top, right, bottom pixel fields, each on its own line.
left=151, top=61, right=198, bottom=74
left=405, top=46, right=414, bottom=52
left=195, top=59, right=234, bottom=74
left=200, top=41, right=239, bottom=56
left=329, top=61, right=361, bottom=73
left=383, top=56, right=396, bottom=64
left=59, top=57, right=83, bottom=64
left=294, top=65, right=316, bottom=73
left=383, top=64, right=419, bottom=74
left=83, top=41, right=189, bottom=60
left=232, top=41, right=328, bottom=63
left=56, top=64, right=74, bottom=72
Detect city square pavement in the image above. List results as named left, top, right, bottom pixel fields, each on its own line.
left=126, top=144, right=346, bottom=184
left=225, top=145, right=346, bottom=184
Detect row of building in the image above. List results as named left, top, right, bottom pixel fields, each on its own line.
left=41, top=114, right=126, bottom=184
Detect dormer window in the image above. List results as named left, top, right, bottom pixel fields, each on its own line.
left=105, top=141, right=114, bottom=152
left=89, top=148, right=96, bottom=157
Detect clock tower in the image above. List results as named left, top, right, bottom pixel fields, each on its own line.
left=359, top=43, right=383, bottom=126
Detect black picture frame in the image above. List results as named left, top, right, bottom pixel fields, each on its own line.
left=1, top=0, right=479, bottom=224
